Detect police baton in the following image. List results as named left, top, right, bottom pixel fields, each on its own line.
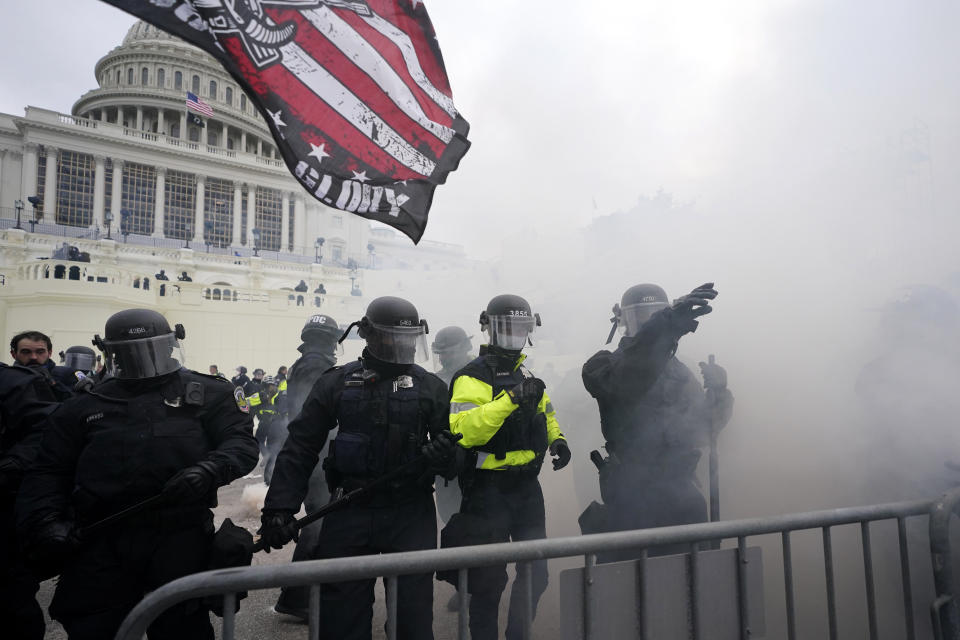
left=252, top=433, right=462, bottom=553
left=705, top=354, right=721, bottom=532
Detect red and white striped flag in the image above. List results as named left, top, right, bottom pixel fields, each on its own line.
left=102, top=0, right=470, bottom=244
left=185, top=91, right=214, bottom=117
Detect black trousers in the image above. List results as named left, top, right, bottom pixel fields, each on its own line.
left=50, top=513, right=215, bottom=640
left=316, top=493, right=436, bottom=640
left=460, top=472, right=548, bottom=640
left=598, top=454, right=707, bottom=561
left=0, top=503, right=44, bottom=640
left=276, top=462, right=331, bottom=613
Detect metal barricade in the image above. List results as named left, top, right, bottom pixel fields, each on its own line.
left=115, top=495, right=949, bottom=640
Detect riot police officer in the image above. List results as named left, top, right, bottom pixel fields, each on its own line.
left=260, top=296, right=457, bottom=640
left=52, top=345, right=98, bottom=390
left=248, top=376, right=287, bottom=484
left=0, top=362, right=59, bottom=640
left=431, top=325, right=474, bottom=387
left=275, top=313, right=342, bottom=619
left=581, top=283, right=733, bottom=560
left=446, top=294, right=570, bottom=640
left=16, top=309, right=259, bottom=640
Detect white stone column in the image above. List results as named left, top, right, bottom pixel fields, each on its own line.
left=280, top=191, right=290, bottom=252
left=111, top=159, right=124, bottom=224
left=92, top=155, right=105, bottom=230
left=232, top=182, right=243, bottom=246
left=136, top=107, right=143, bottom=131
left=20, top=143, right=38, bottom=205
left=193, top=175, right=205, bottom=243
left=246, top=183, right=256, bottom=246
left=179, top=112, right=187, bottom=139
left=293, top=194, right=306, bottom=254
left=43, top=147, right=58, bottom=221
left=221, top=123, right=228, bottom=148
left=157, top=110, right=165, bottom=136
left=0, top=149, right=5, bottom=209
left=240, top=131, right=247, bottom=153
left=153, top=167, right=166, bottom=237
left=256, top=139, right=262, bottom=156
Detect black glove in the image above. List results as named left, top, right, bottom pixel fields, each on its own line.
left=699, top=355, right=727, bottom=391
left=73, top=374, right=95, bottom=393
left=162, top=461, right=218, bottom=502
left=506, top=377, right=546, bottom=407
left=33, top=517, right=81, bottom=556
left=670, top=283, right=718, bottom=332
left=549, top=439, right=571, bottom=471
left=257, top=510, right=299, bottom=552
left=423, top=430, right=460, bottom=466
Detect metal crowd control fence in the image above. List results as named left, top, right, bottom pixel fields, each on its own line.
left=115, top=494, right=955, bottom=640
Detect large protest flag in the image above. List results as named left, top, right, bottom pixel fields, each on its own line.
left=101, top=0, right=470, bottom=243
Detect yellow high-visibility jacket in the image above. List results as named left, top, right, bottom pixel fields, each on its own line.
left=449, top=352, right=564, bottom=471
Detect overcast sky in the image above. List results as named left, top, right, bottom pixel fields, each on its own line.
left=2, top=1, right=958, bottom=256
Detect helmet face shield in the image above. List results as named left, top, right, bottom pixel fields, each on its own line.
left=64, top=351, right=96, bottom=371
left=620, top=301, right=668, bottom=337
left=103, top=334, right=185, bottom=379
left=365, top=322, right=428, bottom=364
left=486, top=315, right=536, bottom=350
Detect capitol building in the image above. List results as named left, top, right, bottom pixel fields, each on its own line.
left=0, top=21, right=484, bottom=373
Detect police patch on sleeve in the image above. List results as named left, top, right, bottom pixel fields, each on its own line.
left=234, top=386, right=250, bottom=413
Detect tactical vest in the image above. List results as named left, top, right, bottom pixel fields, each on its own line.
left=459, top=357, right=548, bottom=461
left=326, top=360, right=425, bottom=486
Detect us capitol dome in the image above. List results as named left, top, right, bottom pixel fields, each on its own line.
left=0, top=21, right=472, bottom=373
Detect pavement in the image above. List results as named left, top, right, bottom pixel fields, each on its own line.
left=37, top=462, right=577, bottom=639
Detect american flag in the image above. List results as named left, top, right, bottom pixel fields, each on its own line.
left=185, top=91, right=214, bottom=117
left=101, top=0, right=470, bottom=244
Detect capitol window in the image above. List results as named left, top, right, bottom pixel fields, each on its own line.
left=192, top=75, right=200, bottom=94
left=120, top=162, right=157, bottom=236
left=255, top=186, right=283, bottom=252
left=115, top=70, right=120, bottom=85
left=225, top=87, right=233, bottom=106
left=157, top=68, right=165, bottom=88
left=164, top=170, right=196, bottom=240
left=56, top=150, right=95, bottom=228
left=204, top=179, right=234, bottom=248
left=174, top=71, right=182, bottom=90
left=209, top=80, right=217, bottom=99
left=141, top=67, right=148, bottom=85
left=127, top=68, right=133, bottom=84
left=240, top=94, right=246, bottom=111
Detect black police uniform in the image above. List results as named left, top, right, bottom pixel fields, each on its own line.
left=16, top=369, right=259, bottom=640
left=0, top=363, right=59, bottom=640
left=274, top=345, right=338, bottom=616
left=582, top=306, right=732, bottom=559
left=264, top=352, right=449, bottom=640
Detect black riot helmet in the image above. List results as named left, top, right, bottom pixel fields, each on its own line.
left=94, top=308, right=185, bottom=379
left=607, top=283, right=669, bottom=343
left=480, top=294, right=541, bottom=351
left=432, top=325, right=473, bottom=370
left=340, top=296, right=429, bottom=364
left=301, top=314, right=340, bottom=343
left=61, top=345, right=97, bottom=371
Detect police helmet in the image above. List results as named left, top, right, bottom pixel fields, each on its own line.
left=432, top=326, right=472, bottom=355
left=61, top=345, right=97, bottom=371
left=262, top=375, right=278, bottom=387
left=94, top=309, right=185, bottom=379
left=301, top=314, right=340, bottom=343
left=343, top=296, right=429, bottom=364
left=480, top=294, right=541, bottom=351
left=609, top=283, right=669, bottom=341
